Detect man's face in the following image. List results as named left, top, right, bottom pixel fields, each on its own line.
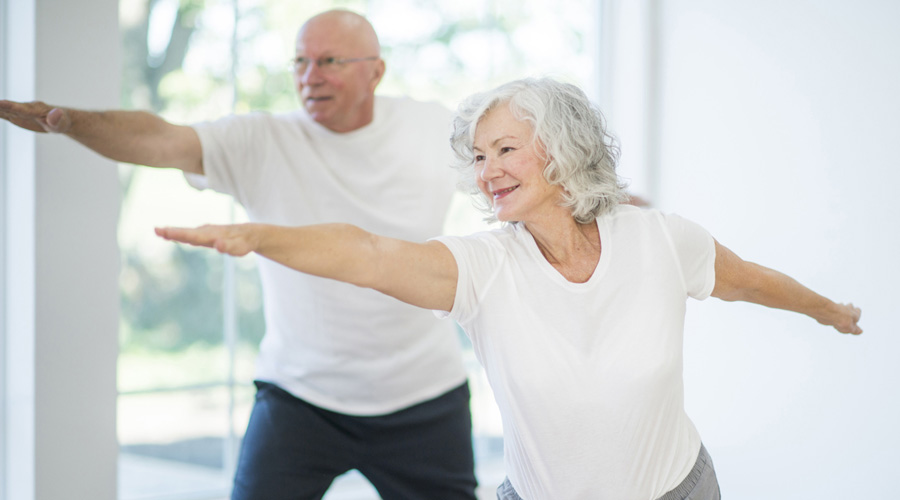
left=293, top=19, right=384, bottom=133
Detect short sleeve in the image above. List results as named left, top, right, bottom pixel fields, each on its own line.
left=188, top=112, right=271, bottom=204
left=662, top=213, right=716, bottom=300
left=430, top=232, right=506, bottom=326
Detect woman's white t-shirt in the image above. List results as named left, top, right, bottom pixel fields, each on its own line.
left=435, top=205, right=716, bottom=499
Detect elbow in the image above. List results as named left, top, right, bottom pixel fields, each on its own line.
left=711, top=275, right=763, bottom=303
left=342, top=226, right=384, bottom=289
left=711, top=286, right=746, bottom=302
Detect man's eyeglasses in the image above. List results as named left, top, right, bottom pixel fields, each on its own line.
left=290, top=56, right=379, bottom=74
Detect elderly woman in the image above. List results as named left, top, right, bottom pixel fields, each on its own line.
left=157, top=78, right=861, bottom=500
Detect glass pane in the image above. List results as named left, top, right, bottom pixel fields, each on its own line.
left=118, top=385, right=254, bottom=499
left=118, top=0, right=248, bottom=497
left=117, top=0, right=595, bottom=498
left=370, top=0, right=594, bottom=106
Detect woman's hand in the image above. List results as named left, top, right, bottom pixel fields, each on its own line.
left=820, top=302, right=863, bottom=335
left=155, top=224, right=259, bottom=257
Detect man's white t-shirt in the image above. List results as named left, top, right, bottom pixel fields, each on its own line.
left=435, top=205, right=716, bottom=499
left=189, top=96, right=466, bottom=415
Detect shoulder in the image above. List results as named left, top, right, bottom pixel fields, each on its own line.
left=603, top=204, right=663, bottom=230
left=435, top=225, right=514, bottom=259
left=438, top=224, right=513, bottom=245
left=601, top=205, right=712, bottom=251
left=605, top=204, right=703, bottom=230
left=194, top=110, right=303, bottom=132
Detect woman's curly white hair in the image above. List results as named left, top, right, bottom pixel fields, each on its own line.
left=450, top=77, right=627, bottom=224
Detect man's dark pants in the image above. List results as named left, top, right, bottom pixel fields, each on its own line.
left=231, top=381, right=478, bottom=500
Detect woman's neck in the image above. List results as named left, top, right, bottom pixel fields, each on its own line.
left=524, top=213, right=601, bottom=284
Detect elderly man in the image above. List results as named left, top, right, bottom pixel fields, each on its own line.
left=0, top=9, right=477, bottom=500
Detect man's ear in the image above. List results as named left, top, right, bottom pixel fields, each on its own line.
left=370, top=58, right=386, bottom=91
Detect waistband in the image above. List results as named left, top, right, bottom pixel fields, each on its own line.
left=656, top=443, right=713, bottom=500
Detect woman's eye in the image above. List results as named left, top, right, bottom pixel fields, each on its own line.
left=500, top=147, right=514, bottom=154
left=474, top=155, right=485, bottom=162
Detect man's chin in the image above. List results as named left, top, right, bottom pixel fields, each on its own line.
left=303, top=106, right=331, bottom=123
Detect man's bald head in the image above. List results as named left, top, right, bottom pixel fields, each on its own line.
left=298, top=9, right=381, bottom=56
left=293, top=9, right=386, bottom=133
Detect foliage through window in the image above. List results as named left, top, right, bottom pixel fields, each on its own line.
left=117, top=0, right=595, bottom=498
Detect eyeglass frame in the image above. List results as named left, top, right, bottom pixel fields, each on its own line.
left=290, top=56, right=380, bottom=73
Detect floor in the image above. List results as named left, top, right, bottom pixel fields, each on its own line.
left=119, top=446, right=506, bottom=500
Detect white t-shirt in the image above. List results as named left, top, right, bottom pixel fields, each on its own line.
left=435, top=205, right=716, bottom=500
left=189, top=96, right=466, bottom=415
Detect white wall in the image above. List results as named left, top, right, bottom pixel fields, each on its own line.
left=3, top=0, right=120, bottom=498
left=610, top=1, right=899, bottom=498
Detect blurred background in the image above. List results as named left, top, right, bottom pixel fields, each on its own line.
left=114, top=0, right=596, bottom=497
left=2, top=0, right=898, bottom=499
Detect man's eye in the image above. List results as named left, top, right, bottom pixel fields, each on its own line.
left=321, top=57, right=338, bottom=66
left=294, top=57, right=309, bottom=64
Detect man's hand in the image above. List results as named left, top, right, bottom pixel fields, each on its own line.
left=1, top=100, right=204, bottom=173
left=0, top=100, right=73, bottom=134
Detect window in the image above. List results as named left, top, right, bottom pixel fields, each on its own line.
left=0, top=0, right=8, bottom=493
left=117, top=1, right=253, bottom=497
left=116, top=1, right=599, bottom=498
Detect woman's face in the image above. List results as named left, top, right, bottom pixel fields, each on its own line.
left=473, top=104, right=564, bottom=222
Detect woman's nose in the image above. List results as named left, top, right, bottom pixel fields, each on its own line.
left=479, top=157, right=500, bottom=181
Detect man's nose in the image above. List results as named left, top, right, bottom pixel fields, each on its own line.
left=300, top=61, right=324, bottom=85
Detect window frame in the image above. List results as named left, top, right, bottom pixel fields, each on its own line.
left=114, top=1, right=609, bottom=498
left=0, top=0, right=8, bottom=491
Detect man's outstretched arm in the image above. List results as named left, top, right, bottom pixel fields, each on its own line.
left=0, top=99, right=203, bottom=174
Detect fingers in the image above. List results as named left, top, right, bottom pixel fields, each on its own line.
left=836, top=302, right=863, bottom=335
left=847, top=303, right=862, bottom=335
left=155, top=225, right=254, bottom=257
left=0, top=100, right=58, bottom=133
left=155, top=226, right=218, bottom=248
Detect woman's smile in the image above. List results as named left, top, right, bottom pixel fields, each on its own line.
left=473, top=105, right=563, bottom=222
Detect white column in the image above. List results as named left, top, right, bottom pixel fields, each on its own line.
left=602, top=0, right=660, bottom=202
left=3, top=0, right=120, bottom=498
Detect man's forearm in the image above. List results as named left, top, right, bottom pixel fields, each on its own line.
left=65, top=109, right=203, bottom=173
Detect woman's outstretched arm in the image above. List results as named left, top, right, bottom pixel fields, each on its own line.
left=156, top=223, right=458, bottom=311
left=710, top=240, right=862, bottom=335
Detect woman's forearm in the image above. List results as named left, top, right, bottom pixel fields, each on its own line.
left=158, top=222, right=380, bottom=287
left=156, top=222, right=459, bottom=311
left=253, top=223, right=380, bottom=286
left=712, top=241, right=862, bottom=335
